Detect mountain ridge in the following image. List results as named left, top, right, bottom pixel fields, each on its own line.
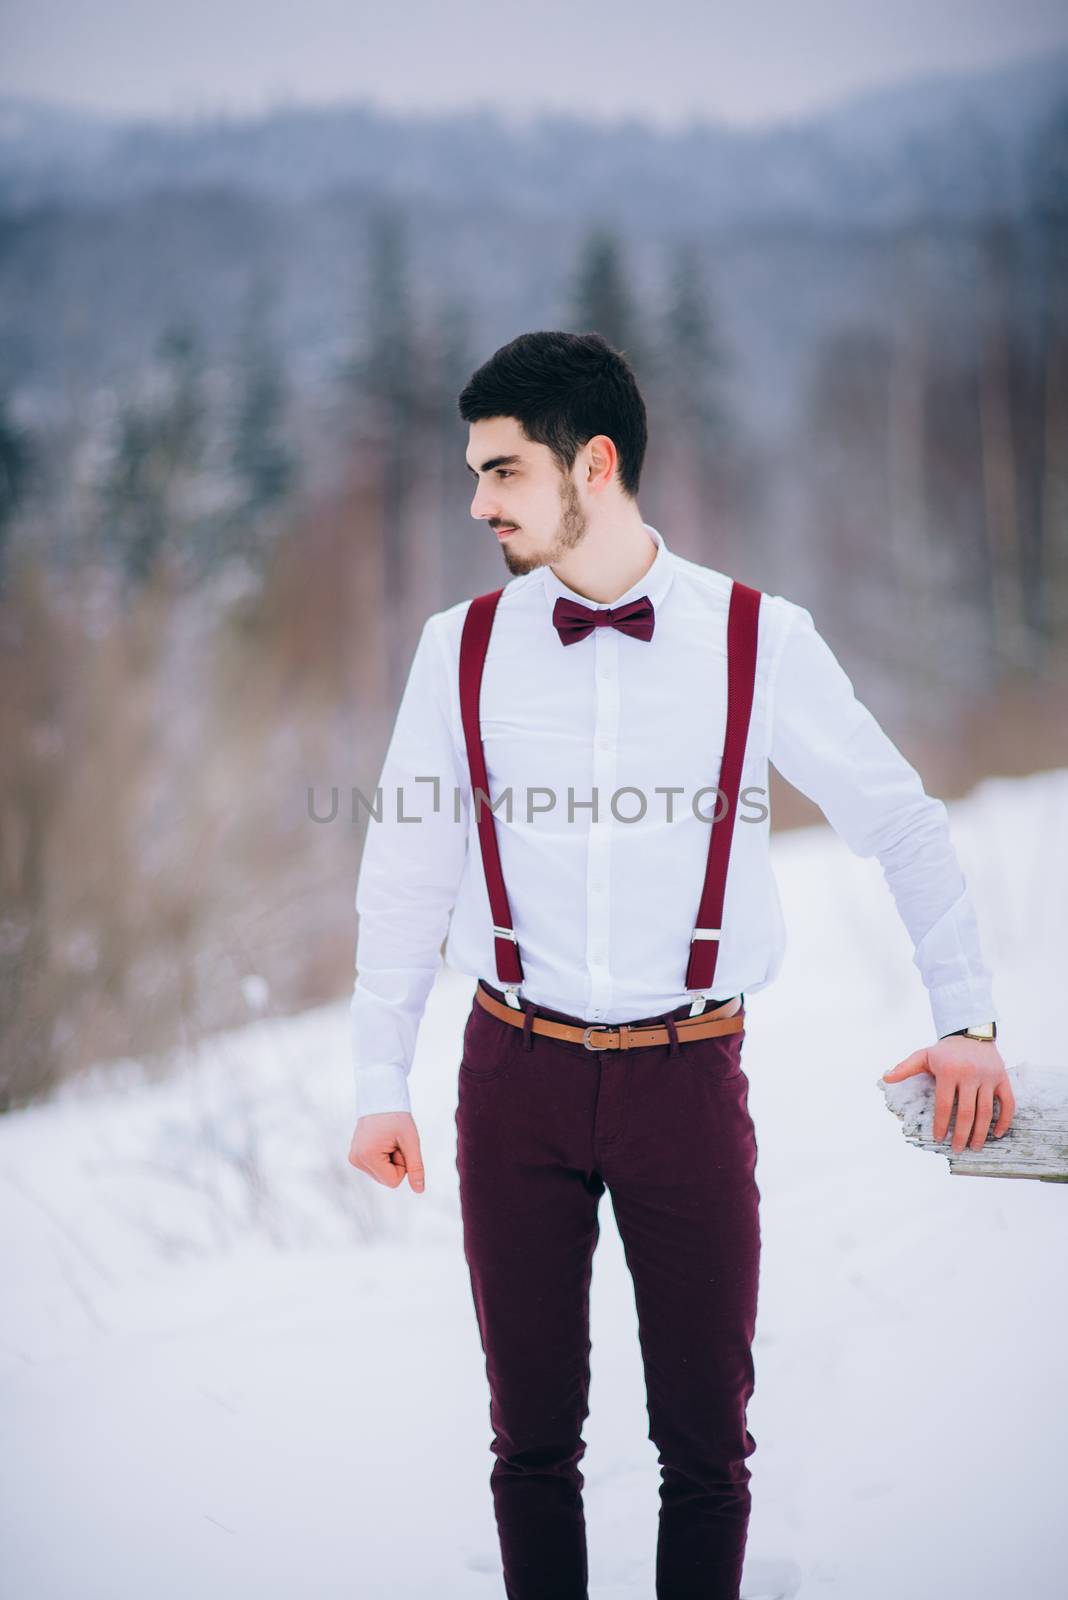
left=1, top=46, right=1065, bottom=224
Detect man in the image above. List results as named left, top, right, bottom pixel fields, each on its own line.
left=347, top=330, right=1012, bottom=1600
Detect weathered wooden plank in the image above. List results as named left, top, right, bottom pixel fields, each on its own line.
left=878, top=1061, right=1068, bottom=1182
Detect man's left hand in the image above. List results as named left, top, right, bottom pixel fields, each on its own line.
left=883, top=1037, right=1015, bottom=1152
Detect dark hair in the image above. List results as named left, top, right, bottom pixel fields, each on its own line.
left=457, top=330, right=647, bottom=499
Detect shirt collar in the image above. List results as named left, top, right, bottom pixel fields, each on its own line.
left=541, top=522, right=675, bottom=619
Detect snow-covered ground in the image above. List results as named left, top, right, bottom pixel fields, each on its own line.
left=2, top=767, right=1066, bottom=1599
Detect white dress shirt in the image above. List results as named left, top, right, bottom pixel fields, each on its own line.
left=350, top=522, right=997, bottom=1116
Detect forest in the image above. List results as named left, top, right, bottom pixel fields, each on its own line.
left=1, top=65, right=1066, bottom=1106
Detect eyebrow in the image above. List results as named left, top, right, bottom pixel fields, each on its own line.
left=465, top=453, right=523, bottom=476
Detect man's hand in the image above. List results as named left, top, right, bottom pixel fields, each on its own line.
left=348, top=1112, right=426, bottom=1192
left=883, top=1037, right=1015, bottom=1152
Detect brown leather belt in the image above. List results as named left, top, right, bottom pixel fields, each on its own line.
left=475, top=982, right=744, bottom=1051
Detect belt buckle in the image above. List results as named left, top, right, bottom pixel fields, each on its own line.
left=582, top=1025, right=612, bottom=1051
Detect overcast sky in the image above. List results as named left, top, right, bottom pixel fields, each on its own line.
left=2, top=0, right=1067, bottom=130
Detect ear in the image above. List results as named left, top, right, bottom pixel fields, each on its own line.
left=584, top=433, right=618, bottom=492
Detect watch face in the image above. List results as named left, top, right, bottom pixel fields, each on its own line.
left=967, top=1023, right=996, bottom=1040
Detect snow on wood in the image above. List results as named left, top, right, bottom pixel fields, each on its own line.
left=879, top=1061, right=1068, bottom=1181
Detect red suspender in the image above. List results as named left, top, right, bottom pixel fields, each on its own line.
left=459, top=590, right=525, bottom=1003
left=458, top=579, right=762, bottom=1012
left=684, top=580, right=762, bottom=999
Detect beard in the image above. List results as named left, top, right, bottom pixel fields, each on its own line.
left=500, top=474, right=589, bottom=577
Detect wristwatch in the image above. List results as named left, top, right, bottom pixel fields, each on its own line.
left=940, top=1021, right=997, bottom=1042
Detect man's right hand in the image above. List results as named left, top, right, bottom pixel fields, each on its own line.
left=348, top=1112, right=426, bottom=1192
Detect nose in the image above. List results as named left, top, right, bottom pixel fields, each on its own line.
left=470, top=482, right=502, bottom=522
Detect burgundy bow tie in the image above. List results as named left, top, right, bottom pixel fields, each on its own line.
left=552, top=593, right=655, bottom=647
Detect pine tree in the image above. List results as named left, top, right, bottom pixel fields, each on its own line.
left=232, top=274, right=296, bottom=521
left=570, top=226, right=644, bottom=373
left=352, top=203, right=424, bottom=699
left=102, top=321, right=208, bottom=589
left=0, top=392, right=33, bottom=585
left=664, top=239, right=731, bottom=448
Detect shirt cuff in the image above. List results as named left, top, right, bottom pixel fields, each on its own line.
left=927, top=980, right=999, bottom=1042
left=354, top=1063, right=413, bottom=1119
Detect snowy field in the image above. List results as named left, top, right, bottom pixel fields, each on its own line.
left=2, top=766, right=1066, bottom=1599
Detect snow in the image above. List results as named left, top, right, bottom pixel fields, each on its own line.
left=2, top=766, right=1066, bottom=1599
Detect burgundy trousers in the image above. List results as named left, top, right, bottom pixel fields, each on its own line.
left=455, top=979, right=762, bottom=1600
